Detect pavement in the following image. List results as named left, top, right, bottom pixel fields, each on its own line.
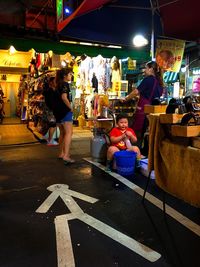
left=0, top=123, right=200, bottom=267
left=0, top=124, right=38, bottom=146
left=0, top=123, right=92, bottom=148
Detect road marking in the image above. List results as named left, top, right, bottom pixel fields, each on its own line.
left=57, top=212, right=160, bottom=263
left=36, top=184, right=98, bottom=214
left=84, top=158, right=200, bottom=237
left=36, top=191, right=60, bottom=213
left=55, top=216, right=75, bottom=267
left=78, top=213, right=160, bottom=262
left=36, top=184, right=161, bottom=264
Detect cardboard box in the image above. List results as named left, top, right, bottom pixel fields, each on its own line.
left=144, top=105, right=167, bottom=114
left=171, top=125, right=200, bottom=137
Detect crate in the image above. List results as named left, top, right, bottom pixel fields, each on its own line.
left=159, top=113, right=184, bottom=124
left=171, top=125, right=200, bottom=137
left=144, top=105, right=167, bottom=114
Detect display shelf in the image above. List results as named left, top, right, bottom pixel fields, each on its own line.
left=144, top=104, right=167, bottom=114
left=171, top=125, right=200, bottom=137
left=159, top=113, right=184, bottom=124
left=85, top=117, right=114, bottom=132
left=97, top=118, right=115, bottom=121
left=85, top=117, right=113, bottom=121
left=109, top=98, right=136, bottom=118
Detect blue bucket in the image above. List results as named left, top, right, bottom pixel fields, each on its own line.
left=114, top=151, right=137, bottom=176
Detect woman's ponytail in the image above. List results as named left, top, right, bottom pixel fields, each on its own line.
left=146, top=60, right=164, bottom=87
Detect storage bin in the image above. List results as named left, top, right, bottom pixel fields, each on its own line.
left=114, top=150, right=136, bottom=176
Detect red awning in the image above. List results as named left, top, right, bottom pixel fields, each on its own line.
left=57, top=0, right=111, bottom=32
left=159, top=0, right=200, bottom=41
left=58, top=0, right=200, bottom=43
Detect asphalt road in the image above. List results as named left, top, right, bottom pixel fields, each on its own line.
left=0, top=143, right=200, bottom=267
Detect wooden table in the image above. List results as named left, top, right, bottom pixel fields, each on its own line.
left=148, top=114, right=200, bottom=207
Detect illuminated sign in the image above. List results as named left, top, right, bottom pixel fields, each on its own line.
left=0, top=50, right=32, bottom=68
left=192, top=68, right=200, bottom=75
left=156, top=39, right=185, bottom=72
left=56, top=0, right=63, bottom=24
left=163, top=71, right=179, bottom=84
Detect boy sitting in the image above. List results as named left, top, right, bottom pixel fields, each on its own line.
left=106, top=113, right=141, bottom=171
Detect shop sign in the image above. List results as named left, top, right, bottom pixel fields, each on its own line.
left=163, top=71, right=179, bottom=84
left=155, top=39, right=185, bottom=72
left=112, top=81, right=121, bottom=92
left=0, top=50, right=32, bottom=68
left=56, top=0, right=63, bottom=24
left=127, top=58, right=136, bottom=70
left=192, top=68, right=200, bottom=75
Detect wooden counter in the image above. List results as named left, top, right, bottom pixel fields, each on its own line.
left=159, top=113, right=183, bottom=124
left=148, top=114, right=200, bottom=207
left=191, top=137, right=200, bottom=149
left=171, top=125, right=200, bottom=137
left=144, top=104, right=167, bottom=114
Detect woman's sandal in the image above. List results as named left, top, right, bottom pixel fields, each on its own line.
left=63, top=159, right=75, bottom=165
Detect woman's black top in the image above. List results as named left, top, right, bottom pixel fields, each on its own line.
left=52, top=82, right=72, bottom=122
left=138, top=75, right=163, bottom=103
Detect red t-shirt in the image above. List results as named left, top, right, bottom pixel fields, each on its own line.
left=109, top=127, right=136, bottom=150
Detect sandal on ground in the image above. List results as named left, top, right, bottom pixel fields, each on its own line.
left=63, top=159, right=75, bottom=165
left=105, top=166, right=112, bottom=172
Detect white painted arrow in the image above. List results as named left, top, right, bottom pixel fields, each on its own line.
left=55, top=216, right=75, bottom=267
left=36, top=184, right=98, bottom=214
left=36, top=184, right=161, bottom=266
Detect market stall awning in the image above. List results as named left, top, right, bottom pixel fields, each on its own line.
left=59, top=0, right=200, bottom=47
left=57, top=0, right=111, bottom=32
left=59, top=0, right=160, bottom=47
left=0, top=37, right=150, bottom=61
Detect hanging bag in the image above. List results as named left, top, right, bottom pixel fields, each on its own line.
left=44, top=106, right=56, bottom=127
left=47, top=110, right=56, bottom=125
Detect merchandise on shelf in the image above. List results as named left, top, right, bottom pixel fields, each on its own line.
left=27, top=73, right=56, bottom=136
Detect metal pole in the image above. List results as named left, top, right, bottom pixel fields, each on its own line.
left=150, top=0, right=155, bottom=60
left=185, top=55, right=189, bottom=95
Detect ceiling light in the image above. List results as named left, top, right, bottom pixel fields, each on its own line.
left=132, top=35, right=148, bottom=47
left=9, top=46, right=16, bottom=55
left=65, top=7, right=72, bottom=14
left=181, top=66, right=186, bottom=73
left=61, top=60, right=67, bottom=67
left=108, top=45, right=122, bottom=49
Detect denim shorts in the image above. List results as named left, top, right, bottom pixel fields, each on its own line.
left=61, top=111, right=73, bottom=123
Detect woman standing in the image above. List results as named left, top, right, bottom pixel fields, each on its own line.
left=53, top=68, right=75, bottom=165
left=122, top=61, right=163, bottom=143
